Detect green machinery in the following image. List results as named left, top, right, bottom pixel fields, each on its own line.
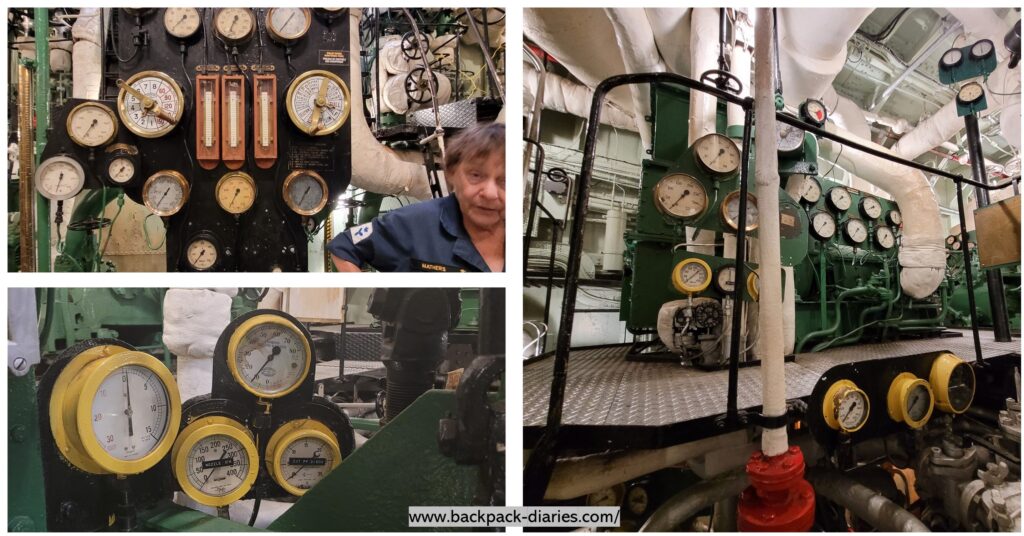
left=946, top=231, right=1022, bottom=332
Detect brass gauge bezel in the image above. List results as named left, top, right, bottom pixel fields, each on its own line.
left=721, top=190, right=759, bottom=232
left=886, top=372, right=934, bottom=429
left=266, top=8, right=312, bottom=44
left=215, top=171, right=258, bottom=215
left=171, top=416, right=259, bottom=506
left=822, top=379, right=870, bottom=433
left=163, top=7, right=203, bottom=40
left=117, top=70, right=185, bottom=139
left=226, top=314, right=312, bottom=399
left=671, top=258, right=712, bottom=294
left=652, top=173, right=708, bottom=220
left=66, top=101, right=119, bottom=147
left=285, top=70, right=352, bottom=136
left=143, top=170, right=190, bottom=217
left=214, top=8, right=256, bottom=46
left=692, top=133, right=741, bottom=178
left=265, top=419, right=342, bottom=496
left=282, top=170, right=329, bottom=216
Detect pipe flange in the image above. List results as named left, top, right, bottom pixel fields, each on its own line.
left=959, top=478, right=987, bottom=531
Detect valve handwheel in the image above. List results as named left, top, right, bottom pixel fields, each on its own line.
left=400, top=31, right=429, bottom=61
left=699, top=69, right=744, bottom=95
left=404, top=67, right=439, bottom=104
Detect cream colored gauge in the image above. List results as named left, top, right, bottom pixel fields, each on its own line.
left=843, top=218, right=868, bottom=245
left=887, top=373, right=934, bottom=429
left=35, top=155, right=86, bottom=201
left=826, top=187, right=852, bottom=212
left=216, top=171, right=257, bottom=215
left=810, top=211, right=837, bottom=240
left=671, top=258, right=712, bottom=294
left=692, top=133, right=741, bottom=177
left=823, top=379, right=870, bottom=433
left=957, top=81, right=984, bottom=105
left=721, top=190, right=759, bottom=232
left=227, top=314, right=312, bottom=398
left=215, top=8, right=255, bottom=45
left=587, top=484, right=625, bottom=507
left=653, top=173, right=708, bottom=219
left=186, top=235, right=220, bottom=271
left=875, top=226, right=896, bottom=250
left=107, top=157, right=136, bottom=185
left=929, top=353, right=975, bottom=414
left=626, top=485, right=650, bottom=516
left=163, top=8, right=202, bottom=40
left=776, top=122, right=805, bottom=153
left=143, top=170, right=190, bottom=217
left=886, top=209, right=902, bottom=227
left=286, top=70, right=352, bottom=136
left=715, top=264, right=736, bottom=294
left=266, top=419, right=342, bottom=496
left=267, top=8, right=312, bottom=44
left=798, top=175, right=822, bottom=204
left=859, top=196, right=883, bottom=220
left=283, top=170, right=329, bottom=216
left=172, top=416, right=258, bottom=506
left=66, top=102, right=118, bottom=148
left=117, top=71, right=184, bottom=138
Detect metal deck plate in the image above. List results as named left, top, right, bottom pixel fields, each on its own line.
left=523, top=331, right=1019, bottom=428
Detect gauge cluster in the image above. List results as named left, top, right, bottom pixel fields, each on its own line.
left=789, top=174, right=903, bottom=252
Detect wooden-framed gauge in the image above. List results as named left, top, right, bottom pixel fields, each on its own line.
left=226, top=313, right=312, bottom=398
left=171, top=416, right=259, bottom=506
left=265, top=419, right=342, bottom=496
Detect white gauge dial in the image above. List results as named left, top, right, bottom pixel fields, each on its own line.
left=827, top=187, right=852, bottom=212
left=958, top=82, right=984, bottom=104
left=67, top=102, right=118, bottom=147
left=721, top=191, right=759, bottom=231
left=163, top=8, right=202, bottom=39
left=810, top=212, right=837, bottom=240
left=887, top=209, right=902, bottom=226
left=906, top=384, right=931, bottom=422
left=693, top=133, right=741, bottom=176
left=653, top=173, right=708, bottom=219
left=35, top=155, right=86, bottom=201
left=798, top=175, right=821, bottom=203
left=107, top=157, right=136, bottom=185
left=231, top=320, right=310, bottom=396
left=216, top=172, right=257, bottom=214
left=776, top=122, right=805, bottom=153
left=286, top=71, right=351, bottom=136
left=184, top=433, right=250, bottom=497
left=844, top=218, right=868, bottom=244
left=267, top=8, right=311, bottom=43
left=875, top=226, right=896, bottom=250
left=716, top=265, right=736, bottom=294
left=836, top=390, right=868, bottom=432
left=971, top=39, right=993, bottom=58
left=679, top=263, right=709, bottom=289
left=215, top=8, right=255, bottom=44
left=90, top=364, right=172, bottom=461
left=117, top=72, right=184, bottom=138
left=860, top=197, right=883, bottom=219
left=283, top=170, right=328, bottom=216
left=187, top=238, right=218, bottom=271
left=802, top=99, right=827, bottom=126
left=143, top=171, right=189, bottom=217
left=278, top=435, right=336, bottom=492
left=941, top=48, right=963, bottom=67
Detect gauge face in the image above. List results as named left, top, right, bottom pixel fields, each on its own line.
left=107, top=157, right=136, bottom=185
left=215, top=8, right=255, bottom=44
left=277, top=434, right=336, bottom=492
left=90, top=364, right=172, bottom=461
left=267, top=8, right=311, bottom=43
left=798, top=175, right=822, bottom=204
left=715, top=265, right=736, bottom=294
left=776, top=122, right=805, bottom=153
left=653, top=173, right=708, bottom=219
left=35, top=155, right=86, bottom=201
left=117, top=71, right=184, bottom=138
left=946, top=234, right=958, bottom=246
left=801, top=99, right=828, bottom=126
left=941, top=48, right=963, bottom=68
left=187, top=238, right=219, bottom=271
left=626, top=486, right=649, bottom=516
left=587, top=486, right=623, bottom=507
left=905, top=383, right=932, bottom=422
left=693, top=133, right=741, bottom=176
left=843, top=218, right=868, bottom=244
left=810, top=211, right=837, bottom=240
left=971, top=39, right=994, bottom=59
left=671, top=259, right=712, bottom=294
left=286, top=70, right=352, bottom=136
left=229, top=315, right=311, bottom=397
left=836, top=390, right=868, bottom=432
left=183, top=433, right=250, bottom=497
left=826, top=187, right=852, bottom=212
left=163, top=8, right=202, bottom=39
left=216, top=172, right=257, bottom=214
left=875, top=226, right=896, bottom=250
left=721, top=191, right=759, bottom=231
left=887, top=373, right=934, bottom=428
left=958, top=82, right=984, bottom=104
left=283, top=170, right=329, bottom=216
left=887, top=209, right=902, bottom=226
left=143, top=170, right=189, bottom=217
left=859, top=197, right=883, bottom=219
left=945, top=362, right=975, bottom=412
left=67, top=102, right=118, bottom=147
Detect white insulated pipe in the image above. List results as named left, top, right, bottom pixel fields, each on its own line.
left=777, top=8, right=872, bottom=103
left=523, top=64, right=638, bottom=131
left=688, top=9, right=721, bottom=143
left=727, top=12, right=754, bottom=134
left=71, top=8, right=104, bottom=99
left=605, top=8, right=667, bottom=151
left=602, top=207, right=625, bottom=271
left=945, top=8, right=1013, bottom=61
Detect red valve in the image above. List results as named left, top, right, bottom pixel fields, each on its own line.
left=737, top=446, right=815, bottom=532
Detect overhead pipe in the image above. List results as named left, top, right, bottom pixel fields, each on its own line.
left=776, top=8, right=873, bottom=103
left=71, top=8, right=104, bottom=99
left=727, top=11, right=754, bottom=137
left=522, top=65, right=638, bottom=131
left=604, top=8, right=665, bottom=151
left=870, top=17, right=963, bottom=112
left=689, top=9, right=722, bottom=142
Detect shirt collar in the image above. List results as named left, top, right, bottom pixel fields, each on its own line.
left=440, top=195, right=491, bottom=272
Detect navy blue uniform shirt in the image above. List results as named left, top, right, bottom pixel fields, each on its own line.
left=328, top=195, right=502, bottom=272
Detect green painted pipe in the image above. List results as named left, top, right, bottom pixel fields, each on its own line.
left=61, top=189, right=121, bottom=271
left=34, top=7, right=50, bottom=272
left=348, top=417, right=381, bottom=432
left=796, top=286, right=879, bottom=353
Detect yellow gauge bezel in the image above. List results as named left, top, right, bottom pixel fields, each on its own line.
left=266, top=8, right=312, bottom=43
left=692, top=133, right=740, bottom=177
left=886, top=372, right=934, bottom=429
left=163, top=7, right=202, bottom=39
left=265, top=419, right=342, bottom=496
left=117, top=70, right=185, bottom=139
left=822, top=379, right=870, bottom=433
left=215, top=171, right=258, bottom=214
left=286, top=70, right=352, bottom=136
left=721, top=190, right=759, bottom=231
left=747, top=271, right=760, bottom=301
left=226, top=314, right=313, bottom=398
left=214, top=8, right=256, bottom=45
left=671, top=258, right=712, bottom=294
left=929, top=352, right=976, bottom=414
left=66, top=101, right=119, bottom=147
left=143, top=170, right=190, bottom=217
left=652, top=173, right=708, bottom=220
left=282, top=170, right=329, bottom=216
left=172, top=416, right=259, bottom=506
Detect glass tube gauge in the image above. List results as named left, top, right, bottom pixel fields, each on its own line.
left=653, top=173, right=708, bottom=219
left=66, top=101, right=118, bottom=147
left=163, top=8, right=202, bottom=40
left=143, top=170, right=190, bottom=217
left=721, top=190, right=759, bottom=231
left=265, top=419, right=342, bottom=496
left=227, top=313, right=312, bottom=398
left=286, top=70, right=352, bottom=136
left=216, top=171, right=257, bottom=215
left=267, top=8, right=312, bottom=45
left=283, top=170, right=329, bottom=216
left=171, top=416, right=258, bottom=506
left=214, top=8, right=255, bottom=46
left=692, top=133, right=740, bottom=177
left=823, top=379, right=869, bottom=433
left=195, top=75, right=220, bottom=169
left=35, top=155, right=86, bottom=201
left=254, top=75, right=278, bottom=168
left=810, top=211, right=837, bottom=240
left=117, top=71, right=184, bottom=138
left=671, top=258, right=712, bottom=294
left=221, top=75, right=246, bottom=169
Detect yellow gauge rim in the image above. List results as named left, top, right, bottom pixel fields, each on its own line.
left=286, top=70, right=352, bottom=136
left=266, top=8, right=312, bottom=42
left=747, top=271, right=760, bottom=301
left=172, top=416, right=259, bottom=506
left=886, top=372, right=934, bottom=429
left=822, top=379, right=870, bottom=433
left=721, top=190, right=759, bottom=231
left=929, top=352, right=975, bottom=414
left=70, top=351, right=181, bottom=475
left=282, top=170, right=329, bottom=216
left=652, top=173, right=708, bottom=219
left=265, top=419, right=342, bottom=496
left=671, top=258, right=712, bottom=294
left=143, top=170, right=190, bottom=217
left=67, top=102, right=119, bottom=147
left=692, top=133, right=740, bottom=177
left=215, top=171, right=258, bottom=214
left=117, top=70, right=185, bottom=138
left=226, top=314, right=312, bottom=398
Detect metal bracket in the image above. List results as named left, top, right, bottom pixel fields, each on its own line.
left=8, top=288, right=41, bottom=376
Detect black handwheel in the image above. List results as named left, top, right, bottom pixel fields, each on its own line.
left=700, top=69, right=744, bottom=95
left=67, top=217, right=112, bottom=232
left=404, top=67, right=438, bottom=104
left=400, top=31, right=429, bottom=61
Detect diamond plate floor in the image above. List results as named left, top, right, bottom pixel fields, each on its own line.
left=523, top=330, right=1019, bottom=428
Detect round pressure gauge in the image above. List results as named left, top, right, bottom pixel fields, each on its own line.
left=809, top=211, right=837, bottom=240
left=216, top=171, right=258, bottom=215
left=586, top=484, right=625, bottom=508
left=143, top=170, right=190, bottom=217
left=970, top=39, right=995, bottom=61
left=776, top=122, right=805, bottom=154
left=826, top=187, right=852, bottom=212
left=715, top=264, right=736, bottom=294
left=35, top=155, right=86, bottom=201
left=843, top=218, right=868, bottom=245
left=692, top=133, right=741, bottom=177
left=103, top=144, right=140, bottom=186
left=941, top=48, right=964, bottom=69
left=799, top=98, right=828, bottom=127
left=957, top=81, right=985, bottom=105
left=929, top=353, right=975, bottom=414
left=171, top=416, right=259, bottom=506
left=227, top=313, right=312, bottom=398
left=283, top=170, right=329, bottom=216
left=214, top=8, right=255, bottom=46
left=859, top=196, right=883, bottom=220
left=653, top=173, right=709, bottom=220
left=626, top=485, right=650, bottom=516
left=186, top=233, right=221, bottom=272
left=948, top=235, right=962, bottom=250
left=117, top=71, right=184, bottom=138
left=266, top=8, right=312, bottom=44
left=887, top=373, right=934, bottom=429
left=747, top=271, right=760, bottom=301
left=66, top=101, right=118, bottom=148
left=797, top=175, right=822, bottom=204
left=875, top=226, right=896, bottom=250
left=265, top=419, right=342, bottom=496
left=721, top=190, right=759, bottom=232
left=823, top=379, right=870, bottom=433
left=886, top=209, right=902, bottom=227
left=286, top=70, right=352, bottom=136
left=163, top=8, right=202, bottom=40
left=671, top=258, right=712, bottom=294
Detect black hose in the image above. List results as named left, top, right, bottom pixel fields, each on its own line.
left=248, top=498, right=261, bottom=527
left=806, top=468, right=930, bottom=532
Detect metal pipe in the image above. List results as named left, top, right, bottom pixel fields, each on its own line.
left=523, top=138, right=545, bottom=272
left=462, top=8, right=504, bottom=104
left=640, top=473, right=749, bottom=532
left=17, top=62, right=36, bottom=272
left=523, top=45, right=545, bottom=191
left=806, top=469, right=930, bottom=532
left=956, top=180, right=985, bottom=364
left=870, top=18, right=962, bottom=112
left=796, top=287, right=879, bottom=353
left=727, top=106, right=755, bottom=421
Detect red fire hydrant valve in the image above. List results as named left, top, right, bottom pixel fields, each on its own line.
left=737, top=446, right=815, bottom=531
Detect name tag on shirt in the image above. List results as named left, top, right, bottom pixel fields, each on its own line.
left=413, top=259, right=467, bottom=272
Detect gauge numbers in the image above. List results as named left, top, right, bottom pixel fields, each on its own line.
left=859, top=196, right=883, bottom=220
left=653, top=173, right=708, bottom=219
left=721, top=190, right=759, bottom=231
left=823, top=379, right=869, bottom=433
left=216, top=172, right=257, bottom=215
left=107, top=157, right=135, bottom=184
left=267, top=8, right=311, bottom=44
left=671, top=258, right=712, bottom=294
left=67, top=102, right=118, bottom=147
left=283, top=170, right=329, bottom=216
left=957, top=81, right=984, bottom=104
left=143, top=170, right=190, bottom=217
left=266, top=420, right=341, bottom=496
left=875, top=226, right=896, bottom=250
left=35, top=155, right=86, bottom=201
left=692, top=133, right=740, bottom=177
left=90, top=364, right=172, bottom=461
left=810, top=211, right=837, bottom=240
left=843, top=218, right=868, bottom=245
left=826, top=187, right=852, bottom=212
left=163, top=8, right=202, bottom=39
left=172, top=416, right=258, bottom=506
left=214, top=8, right=255, bottom=45
left=286, top=70, right=352, bottom=136
left=228, top=314, right=312, bottom=398
left=117, top=71, right=184, bottom=138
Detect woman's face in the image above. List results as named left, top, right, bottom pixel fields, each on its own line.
left=451, top=151, right=505, bottom=231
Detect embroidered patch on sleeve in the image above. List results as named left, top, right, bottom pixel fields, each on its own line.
left=350, top=222, right=374, bottom=244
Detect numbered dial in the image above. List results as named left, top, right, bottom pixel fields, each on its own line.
left=715, top=265, right=736, bottom=294
left=671, top=258, right=712, bottom=294
left=809, top=211, right=837, bottom=240
left=653, top=173, right=708, bottom=219
left=843, top=218, right=868, bottom=245
left=163, top=8, right=202, bottom=39
left=835, top=389, right=868, bottom=432
left=905, top=383, right=932, bottom=423
left=172, top=417, right=258, bottom=506
left=859, top=196, right=883, bottom=220
left=776, top=122, right=805, bottom=153
left=267, top=8, right=311, bottom=44
left=721, top=191, right=759, bottom=231
left=90, top=363, right=173, bottom=462
left=216, top=172, right=257, bottom=215
left=117, top=71, right=184, bottom=138
left=692, top=133, right=741, bottom=177
left=875, top=226, right=896, bottom=250
left=957, top=81, right=984, bottom=105
left=266, top=420, right=342, bottom=496
left=971, top=39, right=994, bottom=60
left=286, top=70, right=352, bottom=136
left=283, top=170, right=329, bottom=216
left=214, top=8, right=255, bottom=45
left=35, top=155, right=86, bottom=201
left=823, top=380, right=869, bottom=433
left=67, top=102, right=118, bottom=147
left=886, top=209, right=902, bottom=226
left=186, top=236, right=220, bottom=271
left=143, top=170, right=190, bottom=217
left=798, top=175, right=822, bottom=204
left=227, top=314, right=312, bottom=398
left=826, top=187, right=852, bottom=212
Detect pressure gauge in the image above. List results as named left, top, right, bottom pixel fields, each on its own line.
left=671, top=258, right=712, bottom=294
left=886, top=209, right=902, bottom=227
left=49, top=345, right=181, bottom=475
left=171, top=416, right=259, bottom=506
left=66, top=101, right=118, bottom=147
left=266, top=8, right=312, bottom=45
left=843, top=218, right=868, bottom=245
left=826, top=187, right=852, bottom=212
left=143, top=170, right=190, bottom=217
left=35, top=155, right=86, bottom=201
left=227, top=313, right=312, bottom=398
left=216, top=171, right=257, bottom=215
left=117, top=71, right=184, bottom=138
left=721, top=190, right=759, bottom=232
left=929, top=353, right=975, bottom=414
left=103, top=144, right=140, bottom=186
left=940, top=48, right=964, bottom=69
left=106, top=156, right=136, bottom=185
left=283, top=170, right=329, bottom=216
left=797, top=175, right=822, bottom=204
left=799, top=98, right=828, bottom=127
left=265, top=419, right=342, bottom=496
left=887, top=373, right=934, bottom=429
left=186, top=233, right=221, bottom=271
left=715, top=264, right=736, bottom=294
left=286, top=70, right=352, bottom=136
left=692, top=133, right=741, bottom=177
left=586, top=484, right=625, bottom=508
left=163, top=8, right=202, bottom=40
left=221, top=75, right=246, bottom=169
left=626, top=485, right=650, bottom=516
left=747, top=271, right=760, bottom=301
left=776, top=122, right=805, bottom=154
left=214, top=8, right=255, bottom=46
left=859, top=196, right=883, bottom=220
left=947, top=234, right=962, bottom=250
left=809, top=211, right=837, bottom=240
left=970, top=39, right=995, bottom=61
left=875, top=226, right=896, bottom=250
left=957, top=81, right=985, bottom=105
left=822, top=379, right=870, bottom=433
left=652, top=173, right=708, bottom=220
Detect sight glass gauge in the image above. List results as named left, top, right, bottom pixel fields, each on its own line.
left=957, top=81, right=985, bottom=105
left=823, top=379, right=869, bottom=433
left=186, top=235, right=220, bottom=271
left=721, top=190, right=759, bottom=232
left=692, top=133, right=741, bottom=177
left=810, top=211, right=837, bottom=240
left=104, top=144, right=140, bottom=186
left=798, top=175, right=822, bottom=204
left=887, top=373, right=934, bottom=429
left=67, top=102, right=118, bottom=147
left=283, top=170, right=329, bottom=216
left=267, top=8, right=312, bottom=44
left=163, top=8, right=202, bottom=40
left=671, top=258, right=712, bottom=294
left=117, top=71, right=184, bottom=138
left=776, top=122, right=805, bottom=154
left=886, top=209, right=903, bottom=227
left=286, top=70, right=352, bottom=136
left=216, top=172, right=257, bottom=215
left=265, top=419, right=341, bottom=496
left=653, top=173, right=708, bottom=220
left=221, top=76, right=246, bottom=169
left=843, top=218, right=868, bottom=245
left=143, top=170, right=190, bottom=217
left=214, top=8, right=255, bottom=46
left=941, top=48, right=964, bottom=69
left=859, top=196, right=883, bottom=220
left=875, top=226, right=896, bottom=250
left=715, top=264, right=736, bottom=294
left=826, top=187, right=852, bottom=212
left=172, top=416, right=259, bottom=506
left=35, top=155, right=86, bottom=201
left=929, top=353, right=975, bottom=414
left=227, top=313, right=312, bottom=398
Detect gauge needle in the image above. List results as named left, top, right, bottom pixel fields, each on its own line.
left=117, top=79, right=178, bottom=125
left=200, top=447, right=233, bottom=490
left=230, top=188, right=240, bottom=208
left=85, top=119, right=97, bottom=136
left=298, top=186, right=310, bottom=206
left=308, top=79, right=330, bottom=134
left=287, top=448, right=323, bottom=480
left=172, top=14, right=186, bottom=30
left=282, top=12, right=295, bottom=29
left=669, top=190, right=690, bottom=209
left=123, top=368, right=134, bottom=438
left=842, top=401, right=857, bottom=422
left=158, top=188, right=171, bottom=207
left=230, top=15, right=238, bottom=32
left=250, top=346, right=282, bottom=382
left=56, top=172, right=64, bottom=191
